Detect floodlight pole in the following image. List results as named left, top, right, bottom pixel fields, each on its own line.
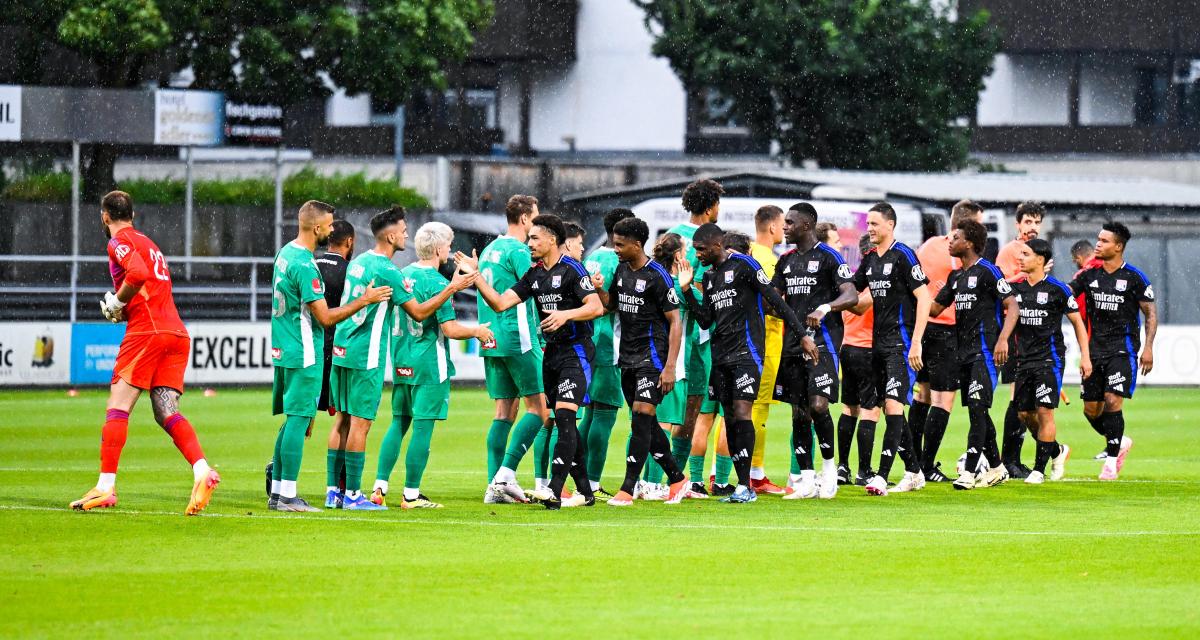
left=69, top=140, right=80, bottom=323
left=184, top=145, right=194, bottom=280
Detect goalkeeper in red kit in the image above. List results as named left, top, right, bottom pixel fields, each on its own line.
left=70, top=191, right=219, bottom=515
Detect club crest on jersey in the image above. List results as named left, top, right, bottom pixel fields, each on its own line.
left=552, top=275, right=561, bottom=288
left=837, top=264, right=852, bottom=279
left=1115, top=279, right=1127, bottom=291
left=635, top=279, right=646, bottom=293
left=807, top=260, right=820, bottom=273
left=724, top=270, right=735, bottom=284
left=967, top=276, right=977, bottom=288
left=882, top=263, right=893, bottom=275
left=756, top=269, right=770, bottom=285
left=1037, top=291, right=1049, bottom=304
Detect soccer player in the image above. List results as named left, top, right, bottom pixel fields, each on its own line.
left=912, top=200, right=984, bottom=482
left=1069, top=222, right=1156, bottom=481
left=678, top=223, right=805, bottom=503
left=1012, top=239, right=1092, bottom=484
left=371, top=222, right=493, bottom=509
left=852, top=203, right=932, bottom=496
left=73, top=190, right=219, bottom=515
left=465, top=214, right=604, bottom=509
left=579, top=208, right=635, bottom=499
left=771, top=203, right=858, bottom=499
left=839, top=234, right=880, bottom=486
left=995, top=202, right=1046, bottom=478
left=928, top=220, right=1019, bottom=491
left=316, top=219, right=355, bottom=416
left=746, top=207, right=789, bottom=493
left=326, top=208, right=476, bottom=511
left=266, top=200, right=392, bottom=512
left=478, top=195, right=549, bottom=504
left=593, top=217, right=690, bottom=505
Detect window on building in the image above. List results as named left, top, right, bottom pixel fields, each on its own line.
left=1134, top=67, right=1169, bottom=125
left=1177, top=59, right=1200, bottom=127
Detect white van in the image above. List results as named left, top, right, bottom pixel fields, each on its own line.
left=630, top=196, right=948, bottom=270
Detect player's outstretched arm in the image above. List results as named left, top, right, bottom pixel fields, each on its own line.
left=309, top=281, right=392, bottom=328
left=441, top=320, right=493, bottom=343
left=848, top=289, right=873, bottom=316
left=401, top=270, right=477, bottom=322
left=1067, top=311, right=1093, bottom=379
left=1140, top=299, right=1157, bottom=375
left=750, top=267, right=805, bottom=339
left=808, top=282, right=860, bottom=328
left=540, top=293, right=603, bottom=333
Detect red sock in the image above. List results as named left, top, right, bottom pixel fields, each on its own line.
left=162, top=413, right=205, bottom=465
left=101, top=409, right=129, bottom=473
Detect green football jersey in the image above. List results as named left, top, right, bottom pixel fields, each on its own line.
left=666, top=222, right=710, bottom=345
left=477, top=235, right=540, bottom=357
left=391, top=263, right=457, bottom=384
left=271, top=241, right=326, bottom=369
left=331, top=251, right=410, bottom=371
left=584, top=246, right=621, bottom=366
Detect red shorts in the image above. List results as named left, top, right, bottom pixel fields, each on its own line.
left=112, top=333, right=190, bottom=392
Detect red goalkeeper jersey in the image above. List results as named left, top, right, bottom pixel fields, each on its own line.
left=107, top=227, right=188, bottom=337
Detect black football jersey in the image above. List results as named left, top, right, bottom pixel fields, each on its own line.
left=511, top=256, right=596, bottom=346
left=853, top=241, right=929, bottom=352
left=609, top=259, right=680, bottom=371
left=772, top=242, right=854, bottom=355
left=686, top=252, right=801, bottom=367
left=1012, top=276, right=1077, bottom=370
left=934, top=259, right=1014, bottom=364
left=1069, top=263, right=1154, bottom=356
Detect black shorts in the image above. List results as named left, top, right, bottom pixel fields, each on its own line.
left=873, top=348, right=917, bottom=406
left=839, top=345, right=878, bottom=410
left=543, top=342, right=594, bottom=407
left=917, top=324, right=958, bottom=392
left=317, top=349, right=334, bottom=411
left=1000, top=335, right=1019, bottom=384
left=708, top=359, right=762, bottom=407
left=1081, top=352, right=1138, bottom=402
left=621, top=367, right=664, bottom=406
left=959, top=358, right=999, bottom=409
left=1014, top=365, right=1064, bottom=411
left=773, top=353, right=839, bottom=404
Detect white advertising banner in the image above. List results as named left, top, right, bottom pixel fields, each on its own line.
left=0, top=323, right=71, bottom=385
left=154, top=89, right=224, bottom=146
left=0, top=85, right=20, bottom=141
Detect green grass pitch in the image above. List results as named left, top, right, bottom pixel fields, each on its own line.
left=1, top=385, right=1198, bottom=638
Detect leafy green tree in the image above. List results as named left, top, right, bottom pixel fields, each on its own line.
left=0, top=0, right=493, bottom=196
left=634, top=0, right=999, bottom=170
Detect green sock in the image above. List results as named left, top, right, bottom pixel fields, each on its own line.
left=532, top=424, right=550, bottom=479
left=271, top=425, right=284, bottom=482
left=585, top=408, right=619, bottom=483
left=486, top=419, right=513, bottom=480
left=404, top=419, right=436, bottom=490
left=326, top=448, right=342, bottom=487
left=577, top=406, right=594, bottom=450
left=376, top=416, right=411, bottom=485
left=671, top=435, right=690, bottom=473
left=279, top=415, right=310, bottom=482
left=344, top=450, right=365, bottom=493
left=501, top=412, right=544, bottom=471
left=714, top=454, right=733, bottom=485
left=688, top=454, right=705, bottom=484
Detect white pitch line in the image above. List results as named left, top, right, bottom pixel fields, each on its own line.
left=0, top=504, right=1195, bottom=537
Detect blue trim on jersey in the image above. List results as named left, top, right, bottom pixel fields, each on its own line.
left=1050, top=340, right=1064, bottom=396
left=1126, top=335, right=1138, bottom=395
left=648, top=260, right=674, bottom=289
left=898, top=304, right=912, bottom=351
left=816, top=242, right=846, bottom=264
left=897, top=304, right=915, bottom=404
left=980, top=328, right=999, bottom=389
left=562, top=256, right=588, bottom=277
left=1047, top=276, right=1073, bottom=299
left=820, top=325, right=840, bottom=370
left=979, top=259, right=1005, bottom=328
left=1124, top=262, right=1152, bottom=286
left=648, top=324, right=663, bottom=370
left=893, top=242, right=919, bottom=265
left=746, top=294, right=764, bottom=371
left=729, top=253, right=763, bottom=271
left=573, top=343, right=593, bottom=405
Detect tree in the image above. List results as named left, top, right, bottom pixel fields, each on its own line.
left=634, top=0, right=1000, bottom=171
left=0, top=0, right=493, bottom=196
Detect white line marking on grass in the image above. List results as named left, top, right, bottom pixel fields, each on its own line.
left=1, top=504, right=1196, bottom=537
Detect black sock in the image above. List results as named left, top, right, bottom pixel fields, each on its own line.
left=965, top=407, right=987, bottom=473
left=837, top=414, right=856, bottom=467
left=878, top=414, right=907, bottom=479
left=921, top=407, right=951, bottom=473
left=857, top=419, right=877, bottom=474
left=1001, top=401, right=1023, bottom=465
left=812, top=409, right=836, bottom=466
left=647, top=414, right=684, bottom=485
left=548, top=409, right=577, bottom=498
left=729, top=419, right=755, bottom=487
left=1103, top=411, right=1125, bottom=458
left=792, top=410, right=814, bottom=471
left=1086, top=413, right=1106, bottom=438
left=908, top=401, right=930, bottom=468
left=983, top=412, right=1003, bottom=468
left=569, top=426, right=592, bottom=500
left=1033, top=440, right=1052, bottom=473
left=621, top=412, right=653, bottom=495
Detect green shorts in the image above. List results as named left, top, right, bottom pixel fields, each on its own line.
left=658, top=380, right=688, bottom=425
left=687, top=338, right=712, bottom=397
left=392, top=380, right=451, bottom=421
left=484, top=350, right=544, bottom=400
left=272, top=364, right=321, bottom=418
left=588, top=365, right=623, bottom=409
left=330, top=364, right=385, bottom=420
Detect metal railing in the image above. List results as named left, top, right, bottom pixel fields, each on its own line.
left=1, top=254, right=275, bottom=322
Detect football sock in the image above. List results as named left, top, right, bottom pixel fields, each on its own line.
left=577, top=405, right=594, bottom=451
left=728, top=419, right=756, bottom=488
left=649, top=425, right=685, bottom=485
left=1002, top=401, right=1023, bottom=465
left=584, top=407, right=619, bottom=483
left=1085, top=412, right=1107, bottom=438
left=877, top=414, right=906, bottom=479
left=404, top=419, right=436, bottom=491
left=1103, top=411, right=1125, bottom=458
left=857, top=419, right=877, bottom=474
left=344, top=450, right=365, bottom=493
left=896, top=412, right=920, bottom=472
left=279, top=414, right=310, bottom=482
left=812, top=409, right=836, bottom=463
left=751, top=402, right=770, bottom=469
left=983, top=413, right=1002, bottom=467
left=837, top=414, right=856, bottom=467
left=921, top=407, right=951, bottom=473
left=688, top=454, right=705, bottom=484
left=670, top=435, right=690, bottom=474
left=501, top=412, right=543, bottom=471
left=1034, top=440, right=1053, bottom=474
left=375, top=415, right=412, bottom=484
left=793, top=411, right=815, bottom=471
left=533, top=423, right=558, bottom=481
left=789, top=426, right=804, bottom=475
left=100, top=408, right=129, bottom=475
left=485, top=419, right=513, bottom=481
left=965, top=407, right=988, bottom=473
left=621, top=412, right=654, bottom=494
left=161, top=413, right=204, bottom=466
left=908, top=400, right=930, bottom=466
left=326, top=448, right=343, bottom=489
left=714, top=454, right=733, bottom=485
